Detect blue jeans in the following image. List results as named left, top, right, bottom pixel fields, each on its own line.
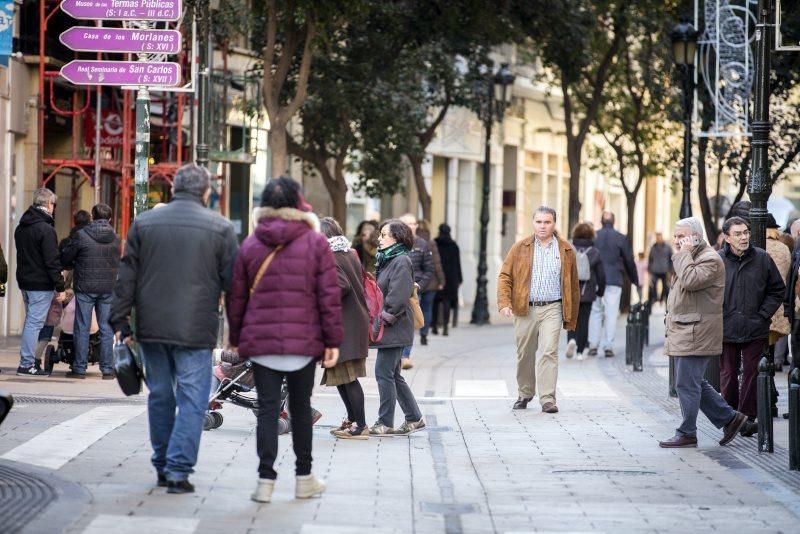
left=140, top=343, right=212, bottom=481
left=419, top=290, right=436, bottom=336
left=73, top=292, right=114, bottom=375
left=20, top=290, right=54, bottom=368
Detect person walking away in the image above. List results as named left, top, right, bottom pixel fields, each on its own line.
left=59, top=210, right=91, bottom=257
left=566, top=222, right=605, bottom=361
left=320, top=217, right=371, bottom=440
left=226, top=177, right=342, bottom=503
left=369, top=219, right=426, bottom=436
left=497, top=206, right=579, bottom=413
left=648, top=232, right=673, bottom=305
left=433, top=224, right=462, bottom=336
left=659, top=217, right=748, bottom=448
left=783, top=222, right=800, bottom=418
left=718, top=216, right=785, bottom=437
left=111, top=164, right=239, bottom=494
left=764, top=214, right=791, bottom=413
left=14, top=188, right=65, bottom=376
left=352, top=220, right=378, bottom=274
left=589, top=211, right=639, bottom=358
left=398, top=213, right=434, bottom=368
left=60, top=203, right=120, bottom=379
left=417, top=219, right=445, bottom=340
left=635, top=252, right=647, bottom=303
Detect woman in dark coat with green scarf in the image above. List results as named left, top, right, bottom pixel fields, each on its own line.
left=369, top=219, right=425, bottom=437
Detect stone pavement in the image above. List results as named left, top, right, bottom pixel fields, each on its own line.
left=1, top=308, right=799, bottom=533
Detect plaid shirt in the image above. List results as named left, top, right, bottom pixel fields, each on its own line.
left=530, top=237, right=562, bottom=303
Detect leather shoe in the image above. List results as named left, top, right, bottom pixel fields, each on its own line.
left=541, top=402, right=559, bottom=414
left=740, top=419, right=757, bottom=437
left=157, top=473, right=167, bottom=487
left=719, top=412, right=747, bottom=445
left=512, top=397, right=532, bottom=410
left=658, top=434, right=697, bottom=448
left=166, top=479, right=195, bottom=494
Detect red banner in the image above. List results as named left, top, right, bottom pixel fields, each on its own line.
left=84, top=110, right=125, bottom=148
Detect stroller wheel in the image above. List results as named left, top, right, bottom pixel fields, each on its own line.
left=44, top=345, right=56, bottom=374
left=203, top=412, right=215, bottom=431
left=211, top=411, right=224, bottom=429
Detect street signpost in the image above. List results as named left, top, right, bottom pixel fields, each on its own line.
left=60, top=0, right=181, bottom=21
left=59, top=27, right=181, bottom=54
left=61, top=60, right=181, bottom=86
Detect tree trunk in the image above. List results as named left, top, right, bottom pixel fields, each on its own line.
left=567, top=140, right=582, bottom=229
left=269, top=122, right=289, bottom=177
left=696, top=135, right=718, bottom=243
left=329, top=181, right=348, bottom=232
left=625, top=190, right=636, bottom=247
left=409, top=155, right=432, bottom=222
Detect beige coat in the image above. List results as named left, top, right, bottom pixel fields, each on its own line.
left=766, top=231, right=791, bottom=336
left=497, top=234, right=580, bottom=331
left=664, top=240, right=724, bottom=357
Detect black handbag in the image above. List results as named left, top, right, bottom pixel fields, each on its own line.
left=113, top=340, right=143, bottom=396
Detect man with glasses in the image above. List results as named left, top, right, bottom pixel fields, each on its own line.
left=14, top=188, right=66, bottom=376
left=718, top=216, right=785, bottom=436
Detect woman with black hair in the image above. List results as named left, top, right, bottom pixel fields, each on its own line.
left=227, top=176, right=343, bottom=503
left=369, top=219, right=425, bottom=436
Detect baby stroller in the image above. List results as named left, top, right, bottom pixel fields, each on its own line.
left=43, top=295, right=101, bottom=374
left=204, top=349, right=321, bottom=432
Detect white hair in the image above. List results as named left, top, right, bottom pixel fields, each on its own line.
left=675, top=217, right=704, bottom=237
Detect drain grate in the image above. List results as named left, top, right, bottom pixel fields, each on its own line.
left=0, top=464, right=58, bottom=534
left=13, top=395, right=144, bottom=405
left=551, top=469, right=658, bottom=476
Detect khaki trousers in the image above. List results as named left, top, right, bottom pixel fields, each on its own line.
left=513, top=302, right=562, bottom=404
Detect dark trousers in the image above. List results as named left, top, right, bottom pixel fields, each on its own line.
left=253, top=360, right=316, bottom=480
left=567, top=302, right=593, bottom=352
left=419, top=290, right=436, bottom=336
left=649, top=273, right=669, bottom=302
left=721, top=339, right=767, bottom=418
left=433, top=293, right=458, bottom=331
left=791, top=319, right=800, bottom=374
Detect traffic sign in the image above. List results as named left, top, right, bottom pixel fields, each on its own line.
left=60, top=27, right=182, bottom=54
left=60, top=60, right=181, bottom=86
left=60, top=0, right=182, bottom=21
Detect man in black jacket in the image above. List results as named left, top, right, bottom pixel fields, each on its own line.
left=589, top=212, right=639, bottom=357
left=719, top=216, right=785, bottom=435
left=110, top=164, right=238, bottom=494
left=398, top=213, right=434, bottom=368
left=14, top=188, right=66, bottom=376
left=60, top=204, right=120, bottom=379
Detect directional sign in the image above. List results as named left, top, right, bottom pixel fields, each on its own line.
left=60, top=60, right=181, bottom=86
left=60, top=27, right=182, bottom=54
left=60, top=0, right=182, bottom=21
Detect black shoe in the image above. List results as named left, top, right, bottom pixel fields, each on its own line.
left=588, top=348, right=598, bottom=357
left=167, top=479, right=195, bottom=494
left=16, top=366, right=49, bottom=376
left=102, top=373, right=116, bottom=380
left=604, top=349, right=615, bottom=358
left=740, top=419, right=757, bottom=437
left=65, top=371, right=86, bottom=379
left=443, top=327, right=449, bottom=336
left=512, top=397, right=532, bottom=410
left=431, top=327, right=438, bottom=335
left=421, top=334, right=428, bottom=346
left=157, top=473, right=168, bottom=487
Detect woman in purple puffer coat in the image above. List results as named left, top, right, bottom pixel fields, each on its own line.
left=227, top=176, right=343, bottom=504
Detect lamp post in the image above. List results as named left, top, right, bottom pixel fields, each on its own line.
left=670, top=18, right=699, bottom=220
left=471, top=63, right=515, bottom=326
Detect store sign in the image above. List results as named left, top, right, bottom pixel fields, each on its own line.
left=0, top=1, right=13, bottom=66
left=85, top=110, right=125, bottom=147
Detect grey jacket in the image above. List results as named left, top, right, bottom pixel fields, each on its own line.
left=371, top=253, right=414, bottom=349
left=595, top=223, right=638, bottom=287
left=60, top=220, right=121, bottom=294
left=648, top=242, right=673, bottom=275
left=110, top=192, right=239, bottom=347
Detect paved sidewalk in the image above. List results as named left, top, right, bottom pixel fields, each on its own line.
left=1, top=311, right=799, bottom=533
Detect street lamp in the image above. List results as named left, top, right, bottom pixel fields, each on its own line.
left=471, top=63, right=515, bottom=326
left=670, top=17, right=699, bottom=220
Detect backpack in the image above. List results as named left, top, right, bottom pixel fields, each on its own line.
left=575, top=246, right=592, bottom=282
left=362, top=269, right=385, bottom=343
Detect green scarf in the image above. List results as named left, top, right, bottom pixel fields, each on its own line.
left=375, top=242, right=408, bottom=272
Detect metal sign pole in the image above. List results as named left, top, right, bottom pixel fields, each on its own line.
left=134, top=86, right=150, bottom=215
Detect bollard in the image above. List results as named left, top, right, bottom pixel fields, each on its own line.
left=626, top=307, right=637, bottom=365
left=642, top=301, right=651, bottom=346
left=757, top=356, right=774, bottom=453
left=790, top=368, right=800, bottom=470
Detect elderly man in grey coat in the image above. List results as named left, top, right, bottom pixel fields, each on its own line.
left=660, top=217, right=748, bottom=448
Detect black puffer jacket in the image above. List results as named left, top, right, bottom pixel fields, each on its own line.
left=60, top=220, right=121, bottom=294
left=14, top=207, right=65, bottom=292
left=110, top=192, right=239, bottom=347
left=572, top=238, right=606, bottom=303
left=719, top=244, right=785, bottom=344
left=408, top=236, right=434, bottom=289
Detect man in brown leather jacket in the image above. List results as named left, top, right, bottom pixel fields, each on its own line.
left=497, top=206, right=579, bottom=414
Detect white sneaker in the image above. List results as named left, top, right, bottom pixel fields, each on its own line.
left=296, top=474, right=326, bottom=499
left=577, top=349, right=586, bottom=361
left=251, top=478, right=275, bottom=503
left=565, top=339, right=577, bottom=359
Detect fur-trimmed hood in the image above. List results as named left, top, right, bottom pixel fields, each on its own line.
left=253, top=207, right=320, bottom=247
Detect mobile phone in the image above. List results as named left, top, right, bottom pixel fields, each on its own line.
left=690, top=235, right=700, bottom=246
